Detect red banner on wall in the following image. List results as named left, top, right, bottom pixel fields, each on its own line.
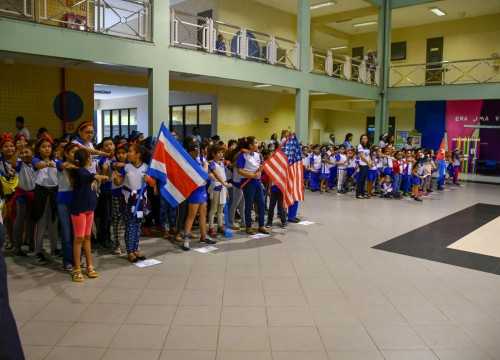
left=446, top=100, right=483, bottom=150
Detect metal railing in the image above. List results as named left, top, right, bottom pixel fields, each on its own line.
left=390, top=57, right=500, bottom=87
left=170, top=9, right=300, bottom=70
left=311, top=47, right=379, bottom=85
left=0, top=0, right=151, bottom=42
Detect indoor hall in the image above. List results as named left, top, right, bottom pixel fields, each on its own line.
left=4, top=181, right=500, bottom=360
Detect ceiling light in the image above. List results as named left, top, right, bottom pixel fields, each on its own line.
left=253, top=84, right=272, bottom=88
left=353, top=21, right=377, bottom=27
left=310, top=92, right=327, bottom=95
left=429, top=7, right=446, bottom=16
left=311, top=1, right=336, bottom=10
left=329, top=46, right=347, bottom=50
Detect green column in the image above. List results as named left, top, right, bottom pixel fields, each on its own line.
left=148, top=0, right=170, bottom=135
left=296, top=0, right=311, bottom=142
left=374, top=0, right=391, bottom=141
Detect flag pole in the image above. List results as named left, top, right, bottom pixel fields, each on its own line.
left=133, top=122, right=164, bottom=217
left=240, top=132, right=296, bottom=189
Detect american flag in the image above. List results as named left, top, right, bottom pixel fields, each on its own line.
left=148, top=123, right=208, bottom=207
left=263, top=134, right=304, bottom=207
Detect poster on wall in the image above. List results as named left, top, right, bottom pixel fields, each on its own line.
left=396, top=131, right=421, bottom=149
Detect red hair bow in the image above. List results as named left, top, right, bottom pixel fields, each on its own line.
left=0, top=132, right=14, bottom=147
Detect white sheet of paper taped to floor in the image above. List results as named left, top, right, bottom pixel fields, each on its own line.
left=193, top=246, right=218, bottom=253
left=298, top=221, right=315, bottom=225
left=134, top=259, right=162, bottom=268
left=249, top=233, right=270, bottom=239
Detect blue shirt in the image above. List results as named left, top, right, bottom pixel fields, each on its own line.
left=71, top=167, right=97, bottom=215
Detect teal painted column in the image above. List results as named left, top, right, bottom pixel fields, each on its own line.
left=374, top=0, right=391, bottom=141
left=296, top=0, right=311, bottom=143
left=148, top=0, right=171, bottom=135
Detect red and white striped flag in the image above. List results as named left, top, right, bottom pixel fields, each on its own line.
left=263, top=134, right=304, bottom=207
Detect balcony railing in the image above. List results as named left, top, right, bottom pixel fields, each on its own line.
left=311, top=47, right=379, bottom=86
left=0, top=0, right=152, bottom=42
left=170, top=9, right=300, bottom=70
left=390, top=57, right=500, bottom=87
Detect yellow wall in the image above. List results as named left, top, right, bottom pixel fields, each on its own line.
left=0, top=62, right=146, bottom=137
left=350, top=13, right=500, bottom=64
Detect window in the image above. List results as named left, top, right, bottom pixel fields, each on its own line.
left=102, top=108, right=137, bottom=138
left=169, top=103, right=213, bottom=140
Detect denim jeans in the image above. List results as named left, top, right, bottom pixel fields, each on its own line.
left=356, top=165, right=368, bottom=196
left=57, top=202, right=74, bottom=267
left=393, top=173, right=402, bottom=196
left=242, top=181, right=265, bottom=228
left=160, top=196, right=178, bottom=230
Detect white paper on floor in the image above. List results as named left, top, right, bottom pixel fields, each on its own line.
left=298, top=221, right=315, bottom=225
left=134, top=259, right=162, bottom=268
left=193, top=246, right=218, bottom=253
left=249, top=233, right=270, bottom=239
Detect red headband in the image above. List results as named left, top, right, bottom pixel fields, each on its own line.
left=77, top=122, right=93, bottom=132
left=116, top=142, right=127, bottom=150
left=36, top=134, right=54, bottom=147
left=64, top=143, right=80, bottom=153
left=0, top=132, right=14, bottom=147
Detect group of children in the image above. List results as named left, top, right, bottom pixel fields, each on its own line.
left=1, top=124, right=464, bottom=281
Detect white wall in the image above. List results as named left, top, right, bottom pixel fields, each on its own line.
left=95, top=94, right=148, bottom=141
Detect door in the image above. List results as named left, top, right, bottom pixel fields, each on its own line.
left=352, top=46, right=364, bottom=81
left=426, top=37, right=443, bottom=85
left=366, top=116, right=395, bottom=145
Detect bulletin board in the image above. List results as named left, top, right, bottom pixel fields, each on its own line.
left=396, top=131, right=422, bottom=149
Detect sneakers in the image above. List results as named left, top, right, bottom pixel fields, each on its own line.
left=229, top=222, right=240, bottom=230
left=266, top=221, right=272, bottom=228
left=281, top=222, right=288, bottom=229
left=217, top=226, right=227, bottom=235
left=35, top=253, right=49, bottom=265
left=51, top=248, right=63, bottom=258
left=113, top=246, right=122, bottom=255
left=199, top=236, right=217, bottom=245
left=181, top=240, right=190, bottom=251
left=13, top=249, right=28, bottom=257
left=414, top=196, right=423, bottom=202
left=208, top=228, right=219, bottom=238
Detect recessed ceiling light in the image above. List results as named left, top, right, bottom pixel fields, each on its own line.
left=329, top=46, right=347, bottom=50
left=311, top=1, right=336, bottom=10
left=429, top=7, right=447, bottom=16
left=353, top=21, right=378, bottom=27
left=253, top=84, right=272, bottom=88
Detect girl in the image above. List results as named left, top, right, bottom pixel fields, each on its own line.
left=113, top=142, right=158, bottom=261
left=227, top=141, right=246, bottom=231
left=236, top=137, right=269, bottom=235
left=110, top=143, right=127, bottom=254
left=411, top=158, right=425, bottom=202
left=379, top=175, right=394, bottom=198
left=0, top=133, right=20, bottom=250
left=366, top=152, right=378, bottom=197
left=356, top=134, right=371, bottom=199
left=207, top=145, right=232, bottom=237
left=96, top=137, right=115, bottom=249
left=32, top=136, right=61, bottom=265
left=343, top=133, right=353, bottom=150
left=12, top=145, right=36, bottom=257
left=70, top=149, right=108, bottom=281
left=346, top=150, right=356, bottom=192
left=320, top=152, right=332, bottom=194
left=14, top=133, right=27, bottom=152
left=72, top=121, right=107, bottom=173
left=180, top=142, right=216, bottom=251
left=56, top=143, right=79, bottom=271
left=309, top=146, right=322, bottom=192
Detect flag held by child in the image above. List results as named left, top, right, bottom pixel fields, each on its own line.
left=263, top=134, right=304, bottom=207
left=148, top=123, right=208, bottom=207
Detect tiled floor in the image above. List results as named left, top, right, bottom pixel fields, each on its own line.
left=5, top=182, right=500, bottom=360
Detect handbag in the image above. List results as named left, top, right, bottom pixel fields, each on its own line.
left=0, top=159, right=19, bottom=197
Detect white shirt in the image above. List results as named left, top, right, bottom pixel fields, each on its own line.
left=123, top=163, right=148, bottom=191
left=356, top=144, right=370, bottom=166
left=35, top=165, right=58, bottom=187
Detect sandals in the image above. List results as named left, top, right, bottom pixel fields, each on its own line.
left=85, top=265, right=99, bottom=278
left=258, top=227, right=270, bottom=234
left=72, top=269, right=84, bottom=282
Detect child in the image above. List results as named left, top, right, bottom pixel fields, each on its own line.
left=383, top=146, right=394, bottom=178
left=96, top=137, right=115, bottom=248
left=309, top=146, right=322, bottom=192
left=411, top=158, right=425, bottom=202
left=402, top=150, right=415, bottom=196
left=56, top=143, right=79, bottom=271
left=12, top=145, right=36, bottom=257
left=335, top=146, right=347, bottom=194
left=266, top=179, right=287, bottom=228
left=32, top=136, right=61, bottom=264
left=207, top=145, right=232, bottom=237
left=113, top=142, right=158, bottom=261
left=110, top=143, right=127, bottom=254
left=346, top=150, right=356, bottom=192
left=367, top=152, right=378, bottom=197
left=320, top=152, right=332, bottom=194
left=181, top=142, right=216, bottom=251
left=392, top=151, right=404, bottom=199
left=379, top=175, right=393, bottom=198
left=70, top=149, right=109, bottom=281
left=452, top=149, right=461, bottom=185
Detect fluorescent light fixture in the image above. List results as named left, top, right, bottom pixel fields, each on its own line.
left=253, top=84, right=272, bottom=88
left=311, top=1, right=336, bottom=10
left=329, top=46, right=347, bottom=50
left=429, top=7, right=447, bottom=16
left=310, top=92, right=327, bottom=95
left=353, top=20, right=377, bottom=27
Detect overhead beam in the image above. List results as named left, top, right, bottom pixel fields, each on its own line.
left=314, top=24, right=351, bottom=41
left=311, top=6, right=379, bottom=25
left=390, top=0, right=440, bottom=9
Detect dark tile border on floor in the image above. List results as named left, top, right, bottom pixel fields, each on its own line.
left=373, top=203, right=500, bottom=275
